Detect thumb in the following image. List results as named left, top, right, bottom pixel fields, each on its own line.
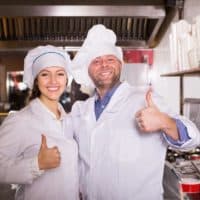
left=40, top=134, right=48, bottom=149
left=146, top=88, right=154, bottom=107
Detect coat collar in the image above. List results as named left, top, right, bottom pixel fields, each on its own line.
left=88, top=81, right=133, bottom=123
left=29, top=98, right=67, bottom=120
left=101, top=81, right=133, bottom=113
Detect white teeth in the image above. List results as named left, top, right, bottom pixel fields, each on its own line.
left=101, top=71, right=111, bottom=76
left=47, top=87, right=59, bottom=91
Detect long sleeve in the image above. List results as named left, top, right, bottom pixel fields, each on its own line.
left=164, top=118, right=190, bottom=146
left=152, top=91, right=200, bottom=150
left=163, top=115, right=200, bottom=150
left=0, top=114, right=43, bottom=184
left=0, top=156, right=43, bottom=184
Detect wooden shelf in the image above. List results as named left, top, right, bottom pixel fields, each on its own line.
left=161, top=68, right=200, bottom=77
left=0, top=112, right=8, bottom=116
left=160, top=67, right=200, bottom=115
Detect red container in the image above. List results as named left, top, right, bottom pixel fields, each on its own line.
left=180, top=179, right=200, bottom=200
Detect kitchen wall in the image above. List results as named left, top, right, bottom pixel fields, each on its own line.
left=1, top=0, right=199, bottom=114
left=152, top=0, right=200, bottom=113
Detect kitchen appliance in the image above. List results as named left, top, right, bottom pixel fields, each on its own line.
left=164, top=160, right=200, bottom=200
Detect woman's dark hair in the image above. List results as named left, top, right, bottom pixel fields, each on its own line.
left=28, top=78, right=41, bottom=101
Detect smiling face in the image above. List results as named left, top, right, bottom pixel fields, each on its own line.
left=37, top=66, right=68, bottom=105
left=88, top=54, right=122, bottom=94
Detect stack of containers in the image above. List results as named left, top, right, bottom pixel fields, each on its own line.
left=169, top=16, right=200, bottom=71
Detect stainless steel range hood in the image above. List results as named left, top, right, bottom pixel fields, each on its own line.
left=0, top=0, right=183, bottom=52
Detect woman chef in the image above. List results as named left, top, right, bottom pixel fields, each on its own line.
left=0, top=45, right=79, bottom=200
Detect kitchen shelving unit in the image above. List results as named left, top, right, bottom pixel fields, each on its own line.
left=161, top=68, right=200, bottom=114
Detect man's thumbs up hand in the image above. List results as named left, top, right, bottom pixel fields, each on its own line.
left=135, top=89, right=180, bottom=140
left=146, top=88, right=155, bottom=108
left=38, top=134, right=61, bottom=170
left=135, top=89, right=162, bottom=132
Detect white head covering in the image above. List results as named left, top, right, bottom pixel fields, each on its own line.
left=23, top=45, right=71, bottom=89
left=71, top=24, right=123, bottom=88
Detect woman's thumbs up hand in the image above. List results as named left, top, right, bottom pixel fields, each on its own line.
left=38, top=134, right=61, bottom=170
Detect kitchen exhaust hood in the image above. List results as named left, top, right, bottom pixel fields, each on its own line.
left=0, top=0, right=184, bottom=51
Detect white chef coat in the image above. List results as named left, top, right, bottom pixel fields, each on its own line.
left=70, top=81, right=200, bottom=200
left=0, top=98, right=79, bottom=200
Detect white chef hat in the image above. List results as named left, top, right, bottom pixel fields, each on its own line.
left=71, top=24, right=123, bottom=88
left=23, top=45, right=71, bottom=89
